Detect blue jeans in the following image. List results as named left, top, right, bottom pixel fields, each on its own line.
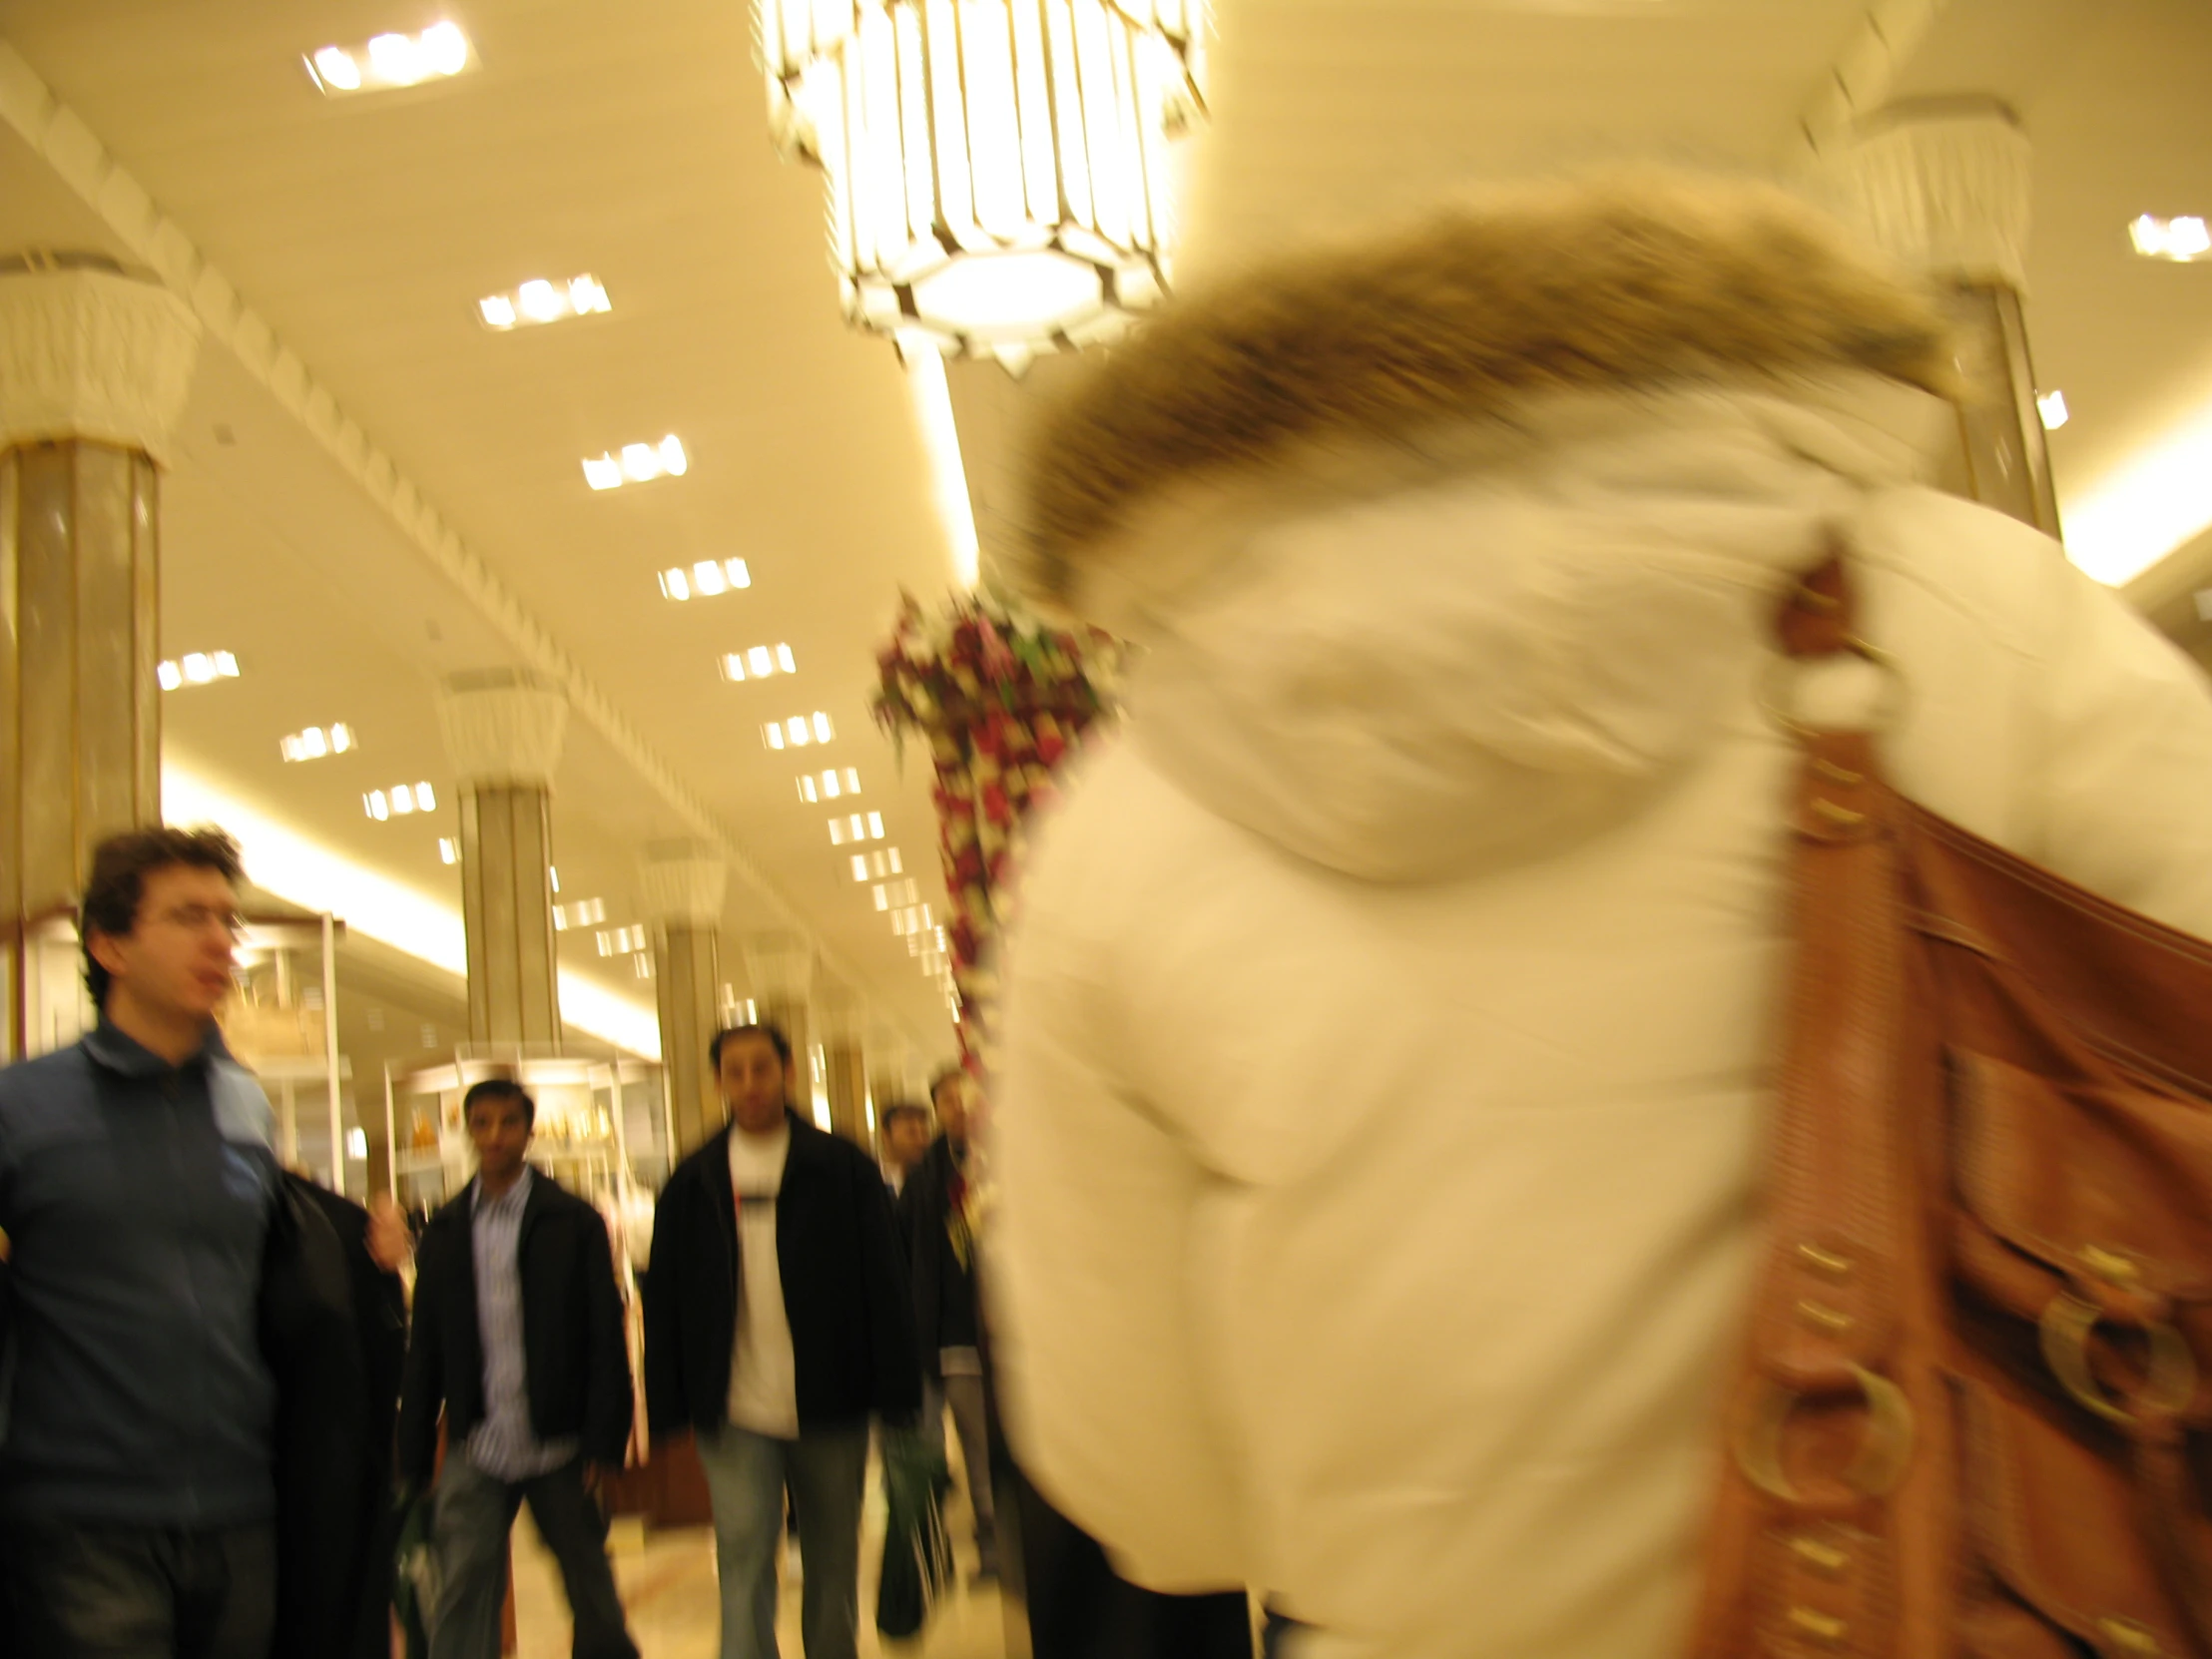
left=0, top=1519, right=275, bottom=1658
left=695, top=1421, right=870, bottom=1659
left=429, top=1448, right=638, bottom=1659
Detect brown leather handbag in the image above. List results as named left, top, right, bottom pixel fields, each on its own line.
left=1690, top=554, right=2212, bottom=1659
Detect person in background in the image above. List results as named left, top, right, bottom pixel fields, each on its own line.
left=0, top=827, right=405, bottom=1658
left=988, top=172, right=2212, bottom=1659
left=902, top=1066, right=996, bottom=1581
left=643, top=1024, right=919, bottom=1659
left=397, top=1080, right=638, bottom=1659
left=878, top=1101, right=933, bottom=1204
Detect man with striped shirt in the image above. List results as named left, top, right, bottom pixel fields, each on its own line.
left=398, top=1079, right=638, bottom=1659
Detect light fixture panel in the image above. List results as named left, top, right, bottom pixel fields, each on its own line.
left=583, top=434, right=687, bottom=491
left=478, top=274, right=611, bottom=330
left=2131, top=215, right=2212, bottom=262
left=305, top=23, right=476, bottom=96
left=660, top=558, right=751, bottom=600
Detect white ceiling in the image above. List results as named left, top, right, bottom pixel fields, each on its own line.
left=1, top=0, right=2207, bottom=1066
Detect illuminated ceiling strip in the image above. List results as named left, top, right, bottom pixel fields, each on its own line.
left=0, top=45, right=927, bottom=1050
left=901, top=341, right=981, bottom=588
left=163, top=764, right=663, bottom=1058
left=2067, top=395, right=2212, bottom=588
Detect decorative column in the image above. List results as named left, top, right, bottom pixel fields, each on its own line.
left=866, top=1022, right=915, bottom=1119
left=0, top=252, right=202, bottom=1059
left=818, top=992, right=869, bottom=1147
left=1830, top=100, right=2059, bottom=537
left=436, top=669, right=568, bottom=1049
left=641, top=839, right=727, bottom=1156
left=743, top=931, right=814, bottom=1119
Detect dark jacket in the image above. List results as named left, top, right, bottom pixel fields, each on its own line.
left=396, top=1172, right=633, bottom=1486
left=643, top=1112, right=920, bottom=1438
left=903, top=1137, right=980, bottom=1379
left=261, top=1175, right=409, bottom=1659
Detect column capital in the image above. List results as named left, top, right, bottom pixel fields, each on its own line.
left=1829, top=99, right=2032, bottom=289
left=816, top=988, right=863, bottom=1042
left=437, top=668, right=569, bottom=787
left=0, top=254, right=203, bottom=462
left=639, top=839, right=728, bottom=925
left=743, top=930, right=816, bottom=1001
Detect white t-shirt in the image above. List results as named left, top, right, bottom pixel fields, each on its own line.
left=726, top=1124, right=799, bottom=1438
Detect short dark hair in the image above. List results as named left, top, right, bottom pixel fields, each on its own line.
left=928, top=1065, right=966, bottom=1105
left=711, top=1023, right=793, bottom=1074
left=463, top=1077, right=536, bottom=1130
left=880, top=1102, right=929, bottom=1131
left=80, top=826, right=246, bottom=1008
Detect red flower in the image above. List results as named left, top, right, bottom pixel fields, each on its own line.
left=981, top=784, right=1013, bottom=827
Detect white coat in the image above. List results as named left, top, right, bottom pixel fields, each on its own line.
left=987, top=178, right=2212, bottom=1659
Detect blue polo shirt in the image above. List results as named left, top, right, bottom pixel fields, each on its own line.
left=0, top=1018, right=279, bottom=1526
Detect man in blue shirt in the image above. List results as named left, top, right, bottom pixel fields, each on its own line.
left=0, top=828, right=284, bottom=1656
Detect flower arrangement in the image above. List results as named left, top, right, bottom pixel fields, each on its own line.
left=872, top=587, right=1123, bottom=1076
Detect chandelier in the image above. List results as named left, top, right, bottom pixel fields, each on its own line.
left=759, top=0, right=1206, bottom=368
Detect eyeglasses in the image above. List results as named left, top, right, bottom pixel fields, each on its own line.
left=153, top=904, right=248, bottom=941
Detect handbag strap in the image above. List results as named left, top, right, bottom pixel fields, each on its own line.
left=1700, top=547, right=1931, bottom=1657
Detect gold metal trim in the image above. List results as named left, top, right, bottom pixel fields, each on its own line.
left=1735, top=1366, right=1918, bottom=1503
left=1759, top=635, right=1908, bottom=742
left=2039, top=1294, right=2198, bottom=1427
left=1798, top=1298, right=1856, bottom=1333
left=2099, top=1617, right=2163, bottom=1656
left=1789, top=1534, right=1850, bottom=1576
left=1787, top=1607, right=1849, bottom=1646
left=1797, top=1243, right=1855, bottom=1279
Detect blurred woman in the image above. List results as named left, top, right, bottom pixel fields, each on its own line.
left=986, top=174, right=2212, bottom=1659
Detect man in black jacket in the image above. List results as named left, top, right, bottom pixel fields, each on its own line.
left=397, top=1080, right=638, bottom=1659
left=903, top=1066, right=997, bottom=1579
left=643, top=1024, right=919, bottom=1659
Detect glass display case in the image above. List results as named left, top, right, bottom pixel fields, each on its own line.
left=383, top=1048, right=668, bottom=1220
left=14, top=906, right=94, bottom=1061
left=216, top=913, right=353, bottom=1194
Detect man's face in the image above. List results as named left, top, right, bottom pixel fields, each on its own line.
left=886, top=1114, right=932, bottom=1169
left=467, top=1092, right=533, bottom=1185
left=90, top=863, right=240, bottom=1024
left=720, top=1035, right=789, bottom=1135
left=932, top=1076, right=969, bottom=1144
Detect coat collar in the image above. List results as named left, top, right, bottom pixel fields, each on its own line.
left=82, top=1015, right=229, bottom=1078
left=1015, top=171, right=1958, bottom=620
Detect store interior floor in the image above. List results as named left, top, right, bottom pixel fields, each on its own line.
left=509, top=1443, right=1008, bottom=1659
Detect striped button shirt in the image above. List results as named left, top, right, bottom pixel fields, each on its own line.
left=466, top=1168, right=578, bottom=1481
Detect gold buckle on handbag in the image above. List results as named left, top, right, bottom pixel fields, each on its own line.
left=2038, top=1293, right=2198, bottom=1427
left=1734, top=1365, right=1918, bottom=1504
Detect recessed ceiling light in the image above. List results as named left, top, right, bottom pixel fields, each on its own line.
left=797, top=767, right=860, bottom=804
left=762, top=712, right=833, bottom=750
left=279, top=723, right=356, bottom=763
left=159, top=651, right=242, bottom=691
left=478, top=274, right=611, bottom=331
left=584, top=434, right=687, bottom=491
left=720, top=643, right=798, bottom=683
left=551, top=896, right=607, bottom=931
left=2130, top=215, right=2212, bottom=262
left=827, top=812, right=885, bottom=846
left=304, top=22, right=475, bottom=96
left=362, top=782, right=436, bottom=821
left=595, top=923, right=648, bottom=956
left=438, top=837, right=459, bottom=864
left=660, top=559, right=752, bottom=601
left=2036, top=390, right=2069, bottom=430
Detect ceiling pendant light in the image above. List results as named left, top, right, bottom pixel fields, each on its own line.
left=759, top=0, right=1206, bottom=369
